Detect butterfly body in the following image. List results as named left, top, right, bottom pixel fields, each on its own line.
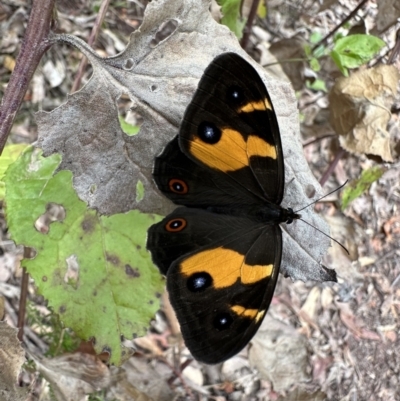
left=147, top=53, right=300, bottom=364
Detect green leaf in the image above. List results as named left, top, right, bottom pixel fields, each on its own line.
left=217, top=0, right=246, bottom=39
left=136, top=180, right=145, bottom=202
left=310, top=31, right=323, bottom=44
left=303, top=44, right=311, bottom=58
left=341, top=166, right=386, bottom=210
left=257, top=1, right=267, bottom=18
left=309, top=57, right=321, bottom=72
left=0, top=144, right=29, bottom=199
left=5, top=147, right=164, bottom=365
left=118, top=116, right=140, bottom=136
left=306, top=78, right=327, bottom=93
left=330, top=34, right=386, bottom=75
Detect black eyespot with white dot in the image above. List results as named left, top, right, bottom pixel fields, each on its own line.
left=198, top=121, right=221, bottom=144
left=187, top=272, right=212, bottom=292
left=213, top=312, right=233, bottom=331
left=227, top=85, right=245, bottom=106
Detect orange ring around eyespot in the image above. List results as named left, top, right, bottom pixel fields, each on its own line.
left=165, top=218, right=187, bottom=232
left=169, top=178, right=188, bottom=194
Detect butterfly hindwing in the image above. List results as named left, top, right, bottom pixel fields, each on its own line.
left=148, top=208, right=282, bottom=364
left=179, top=53, right=284, bottom=204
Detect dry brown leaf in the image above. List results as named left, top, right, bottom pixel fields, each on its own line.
left=117, top=356, right=174, bottom=401
left=30, top=352, right=111, bottom=401
left=249, top=315, right=310, bottom=392
left=36, top=0, right=333, bottom=282
left=376, top=0, right=400, bottom=34
left=269, top=36, right=306, bottom=91
left=323, top=214, right=363, bottom=283
left=300, top=286, right=321, bottom=327
left=329, top=65, right=399, bottom=162
left=277, top=388, right=327, bottom=401
left=0, top=321, right=28, bottom=401
left=336, top=302, right=380, bottom=341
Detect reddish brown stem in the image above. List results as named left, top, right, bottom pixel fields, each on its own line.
left=71, top=0, right=111, bottom=92
left=319, top=148, right=346, bottom=187
left=240, top=0, right=260, bottom=50
left=0, top=0, right=56, bottom=155
left=17, top=268, right=29, bottom=341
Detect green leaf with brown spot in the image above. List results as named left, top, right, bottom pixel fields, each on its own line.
left=5, top=146, right=164, bottom=365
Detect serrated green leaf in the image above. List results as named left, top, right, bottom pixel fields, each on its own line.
left=0, top=144, right=29, bottom=199
left=217, top=0, right=246, bottom=39
left=341, top=166, right=386, bottom=210
left=5, top=147, right=164, bottom=365
left=330, top=34, right=386, bottom=75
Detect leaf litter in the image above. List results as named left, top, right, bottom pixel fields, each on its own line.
left=1, top=0, right=400, bottom=400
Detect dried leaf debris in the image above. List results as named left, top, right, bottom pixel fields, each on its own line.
left=1, top=0, right=400, bottom=400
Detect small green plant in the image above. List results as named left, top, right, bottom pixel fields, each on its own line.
left=331, top=34, right=386, bottom=76
left=26, top=301, right=80, bottom=356
left=341, top=166, right=386, bottom=210
left=303, top=32, right=386, bottom=91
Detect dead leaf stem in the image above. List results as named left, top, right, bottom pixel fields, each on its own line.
left=319, top=148, right=346, bottom=187
left=0, top=0, right=55, bottom=154
left=240, top=0, right=260, bottom=50
left=71, top=0, right=112, bottom=92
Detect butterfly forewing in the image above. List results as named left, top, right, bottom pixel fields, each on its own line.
left=153, top=137, right=265, bottom=209
left=179, top=53, right=284, bottom=204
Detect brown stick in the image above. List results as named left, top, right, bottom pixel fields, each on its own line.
left=71, top=0, right=111, bottom=92
left=240, top=0, right=260, bottom=50
left=0, top=0, right=56, bottom=155
left=17, top=267, right=30, bottom=341
left=319, top=148, right=346, bottom=187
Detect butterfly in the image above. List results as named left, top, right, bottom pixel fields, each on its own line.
left=147, top=52, right=300, bottom=364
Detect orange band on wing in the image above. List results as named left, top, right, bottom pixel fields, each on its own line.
left=190, top=129, right=276, bottom=172
left=180, top=247, right=273, bottom=289
left=230, top=306, right=266, bottom=323
left=231, top=305, right=258, bottom=318
left=239, top=98, right=272, bottom=113
left=247, top=135, right=277, bottom=160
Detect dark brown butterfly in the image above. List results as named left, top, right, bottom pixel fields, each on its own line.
left=147, top=53, right=300, bottom=364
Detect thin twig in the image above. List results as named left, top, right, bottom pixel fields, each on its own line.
left=303, top=133, right=336, bottom=148
left=388, top=28, right=400, bottom=65
left=319, top=148, right=346, bottom=187
left=311, top=0, right=369, bottom=52
left=71, top=0, right=111, bottom=92
left=17, top=267, right=29, bottom=341
left=0, top=0, right=55, bottom=155
left=240, top=0, right=260, bottom=50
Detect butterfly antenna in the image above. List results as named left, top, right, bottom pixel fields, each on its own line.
left=299, top=217, right=350, bottom=255
left=294, top=180, right=348, bottom=214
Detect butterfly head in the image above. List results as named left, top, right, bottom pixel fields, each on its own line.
left=283, top=207, right=301, bottom=225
